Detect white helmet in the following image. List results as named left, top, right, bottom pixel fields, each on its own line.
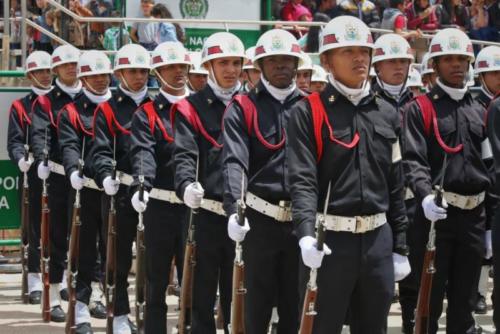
left=421, top=52, right=434, bottom=75
left=253, top=29, right=304, bottom=70
left=474, top=46, right=500, bottom=75
left=51, top=45, right=80, bottom=69
left=152, top=41, right=191, bottom=70
left=406, top=67, right=423, bottom=87
left=319, top=16, right=374, bottom=55
left=428, top=28, right=474, bottom=62
left=373, top=33, right=414, bottom=64
left=188, top=51, right=209, bottom=75
left=200, top=32, right=246, bottom=65
left=298, top=52, right=314, bottom=72
left=114, top=44, right=151, bottom=71
left=243, top=47, right=259, bottom=71
left=26, top=51, right=52, bottom=73
left=466, top=64, right=475, bottom=87
left=311, top=65, right=328, bottom=83
left=77, top=50, right=113, bottom=78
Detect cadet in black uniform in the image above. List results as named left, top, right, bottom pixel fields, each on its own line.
left=129, top=41, right=190, bottom=334
left=7, top=51, right=52, bottom=305
left=91, top=43, right=151, bottom=334
left=31, top=44, right=82, bottom=322
left=172, top=32, right=246, bottom=333
left=372, top=33, right=417, bottom=333
left=187, top=51, right=208, bottom=93
left=223, top=28, right=305, bottom=333
left=241, top=46, right=261, bottom=93
left=58, top=50, right=113, bottom=334
left=288, top=16, right=410, bottom=334
left=404, top=28, right=493, bottom=334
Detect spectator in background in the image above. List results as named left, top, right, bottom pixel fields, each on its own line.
left=10, top=0, right=22, bottom=66
left=470, top=0, right=499, bottom=49
left=381, top=0, right=422, bottom=39
left=281, top=0, right=313, bottom=37
left=338, top=0, right=381, bottom=27
left=33, top=0, right=53, bottom=53
left=102, top=11, right=130, bottom=64
left=151, top=3, right=185, bottom=43
left=486, top=0, right=500, bottom=37
left=406, top=0, right=440, bottom=30
left=302, top=12, right=330, bottom=51
left=439, top=0, right=470, bottom=29
left=130, top=0, right=157, bottom=50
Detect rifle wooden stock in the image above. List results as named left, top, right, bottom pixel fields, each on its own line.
left=20, top=172, right=30, bottom=304
left=40, top=180, right=51, bottom=322
left=230, top=255, right=245, bottom=334
left=178, top=229, right=196, bottom=334
left=135, top=216, right=146, bottom=333
left=299, top=283, right=318, bottom=334
left=105, top=196, right=117, bottom=334
left=414, top=248, right=436, bottom=334
left=66, top=191, right=82, bottom=334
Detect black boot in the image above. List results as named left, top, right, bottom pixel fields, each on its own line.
left=75, top=322, right=93, bottom=334
left=475, top=294, right=487, bottom=314
left=50, top=305, right=66, bottom=322
left=29, top=291, right=41, bottom=304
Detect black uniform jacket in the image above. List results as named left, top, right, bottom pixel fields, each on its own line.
left=31, top=83, right=76, bottom=165
left=173, top=85, right=227, bottom=202
left=7, top=92, right=38, bottom=163
left=404, top=85, right=492, bottom=201
left=288, top=83, right=408, bottom=253
left=91, top=87, right=151, bottom=188
left=130, top=92, right=177, bottom=192
left=222, top=81, right=304, bottom=215
left=488, top=97, right=500, bottom=195
left=58, top=93, right=100, bottom=179
left=373, top=82, right=413, bottom=115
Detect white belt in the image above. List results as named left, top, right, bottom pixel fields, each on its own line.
left=405, top=188, right=415, bottom=201
left=149, top=188, right=182, bottom=204
left=49, top=161, right=65, bottom=176
left=318, top=212, right=387, bottom=233
left=117, top=171, right=134, bottom=186
left=443, top=191, right=485, bottom=210
left=200, top=199, right=226, bottom=216
left=83, top=178, right=100, bottom=190
left=246, top=192, right=292, bottom=222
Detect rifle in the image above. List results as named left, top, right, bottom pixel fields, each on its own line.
left=178, top=156, right=200, bottom=334
left=135, top=155, right=146, bottom=334
left=105, top=137, right=118, bottom=334
left=40, top=127, right=51, bottom=322
left=66, top=137, right=85, bottom=334
left=230, top=171, right=247, bottom=334
left=298, top=182, right=331, bottom=334
left=414, top=154, right=447, bottom=334
left=21, top=134, right=30, bottom=304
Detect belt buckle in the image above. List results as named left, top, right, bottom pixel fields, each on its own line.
left=355, top=216, right=368, bottom=233
left=276, top=201, right=291, bottom=222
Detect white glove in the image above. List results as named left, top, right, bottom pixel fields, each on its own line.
left=227, top=213, right=250, bottom=242
left=485, top=230, right=493, bottom=259
left=18, top=157, right=33, bottom=173
left=131, top=190, right=150, bottom=213
left=103, top=176, right=120, bottom=196
left=422, top=194, right=447, bottom=222
left=393, top=253, right=411, bottom=281
left=183, top=182, right=204, bottom=209
left=37, top=161, right=51, bottom=180
left=70, top=171, right=85, bottom=191
left=299, top=236, right=332, bottom=269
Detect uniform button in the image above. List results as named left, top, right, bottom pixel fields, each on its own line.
left=118, top=97, right=123, bottom=102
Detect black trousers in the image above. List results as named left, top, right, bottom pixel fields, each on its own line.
left=412, top=204, right=485, bottom=334
left=101, top=187, right=138, bottom=316
left=144, top=198, right=186, bottom=334
left=67, top=187, right=105, bottom=305
left=399, top=197, right=419, bottom=327
left=24, top=169, right=42, bottom=273
left=493, top=200, right=500, bottom=327
left=302, top=223, right=394, bottom=334
left=191, top=209, right=233, bottom=334
left=48, top=173, right=70, bottom=283
left=244, top=208, right=299, bottom=334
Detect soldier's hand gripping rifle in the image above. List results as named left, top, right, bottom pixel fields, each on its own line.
left=299, top=182, right=331, bottom=334
left=21, top=133, right=30, bottom=304
left=230, top=172, right=247, bottom=334
left=135, top=156, right=146, bottom=334
left=415, top=154, right=447, bottom=334
left=106, top=137, right=118, bottom=334
left=178, top=155, right=200, bottom=334
left=66, top=137, right=85, bottom=334
left=40, top=127, right=51, bottom=322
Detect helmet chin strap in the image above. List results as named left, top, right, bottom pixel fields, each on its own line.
left=118, top=71, right=147, bottom=93
left=154, top=69, right=186, bottom=92
left=82, top=77, right=109, bottom=95
left=29, top=73, right=52, bottom=90
left=480, top=75, right=495, bottom=98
